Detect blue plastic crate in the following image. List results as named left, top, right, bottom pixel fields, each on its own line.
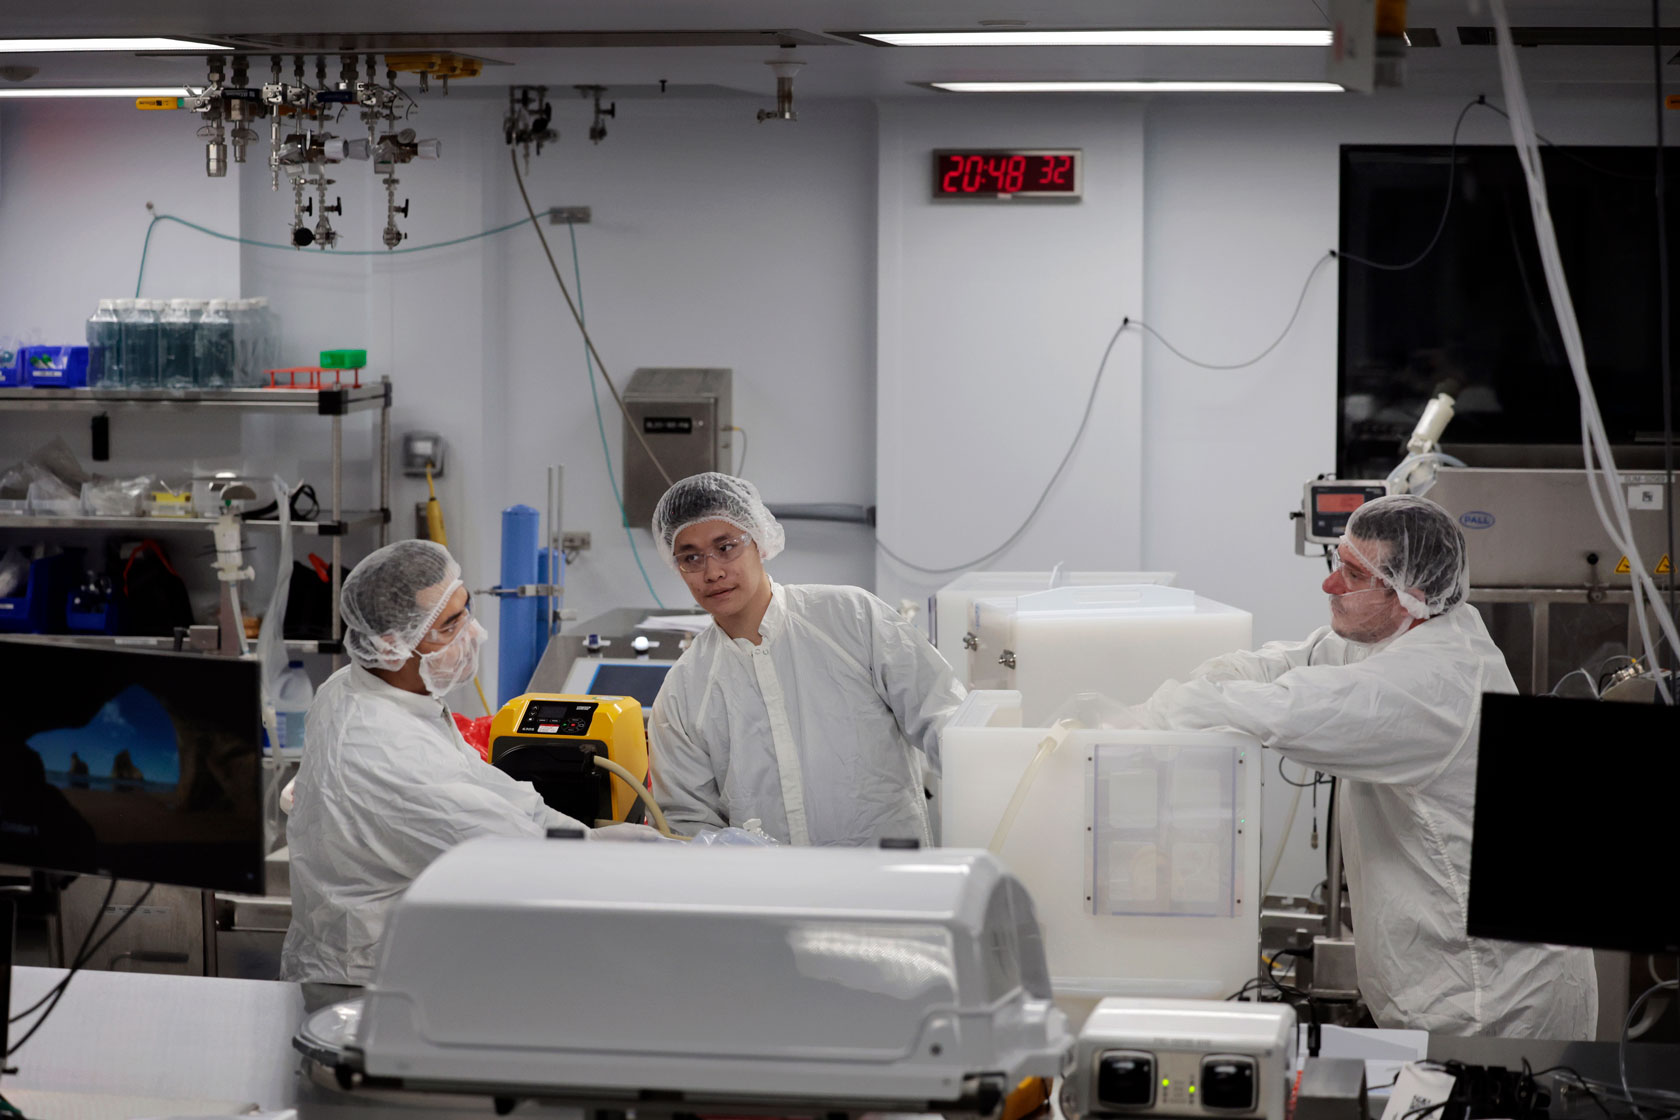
left=0, top=552, right=74, bottom=633
left=0, top=348, right=20, bottom=388
left=22, top=345, right=98, bottom=388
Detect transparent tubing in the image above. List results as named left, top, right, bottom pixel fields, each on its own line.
left=593, top=756, right=685, bottom=840
left=988, top=721, right=1078, bottom=855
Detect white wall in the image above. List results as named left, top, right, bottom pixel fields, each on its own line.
left=874, top=99, right=1147, bottom=616
left=485, top=96, right=881, bottom=622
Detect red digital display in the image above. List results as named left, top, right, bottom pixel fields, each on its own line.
left=933, top=150, right=1081, bottom=198
left=1316, top=492, right=1369, bottom=514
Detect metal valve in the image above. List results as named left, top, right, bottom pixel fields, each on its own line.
left=962, top=632, right=979, bottom=652
left=998, top=649, right=1017, bottom=670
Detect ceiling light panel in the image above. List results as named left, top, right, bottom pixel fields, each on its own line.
left=0, top=38, right=223, bottom=53
left=862, top=30, right=1333, bottom=48
left=931, top=80, right=1343, bottom=93
left=0, top=87, right=191, bottom=98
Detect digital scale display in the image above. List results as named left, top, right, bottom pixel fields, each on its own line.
left=1304, top=481, right=1389, bottom=544
left=517, top=699, right=598, bottom=737
left=932, top=149, right=1082, bottom=200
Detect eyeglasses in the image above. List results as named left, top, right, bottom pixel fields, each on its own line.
left=425, top=593, right=473, bottom=644
left=675, top=532, right=753, bottom=574
left=1329, top=546, right=1388, bottom=593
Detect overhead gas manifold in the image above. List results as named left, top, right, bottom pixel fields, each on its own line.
left=154, top=51, right=458, bottom=249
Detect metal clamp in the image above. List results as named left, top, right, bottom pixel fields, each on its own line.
left=475, top=584, right=565, bottom=599
left=998, top=649, right=1016, bottom=670
left=962, top=632, right=979, bottom=652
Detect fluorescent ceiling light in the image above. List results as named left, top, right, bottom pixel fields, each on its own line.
left=932, top=80, right=1342, bottom=93
left=0, top=86, right=189, bottom=99
left=865, top=29, right=1333, bottom=48
left=0, top=37, right=223, bottom=53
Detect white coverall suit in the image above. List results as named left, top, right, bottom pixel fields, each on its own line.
left=1131, top=603, right=1598, bottom=1038
left=650, top=582, right=965, bottom=846
left=280, top=664, right=584, bottom=985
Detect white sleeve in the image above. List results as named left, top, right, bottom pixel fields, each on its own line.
left=866, top=596, right=966, bottom=771
left=339, top=723, right=589, bottom=868
left=648, top=677, right=729, bottom=835
left=1187, top=628, right=1339, bottom=684
left=1130, top=653, right=1485, bottom=787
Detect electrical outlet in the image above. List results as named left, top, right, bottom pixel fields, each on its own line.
left=561, top=531, right=592, bottom=552
left=547, top=206, right=592, bottom=224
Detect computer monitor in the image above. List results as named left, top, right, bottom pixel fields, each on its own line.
left=1468, top=692, right=1680, bottom=953
left=0, top=641, right=265, bottom=894
left=559, top=657, right=675, bottom=712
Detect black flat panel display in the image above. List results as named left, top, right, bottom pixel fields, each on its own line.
left=1339, top=145, right=1680, bottom=478
left=1469, top=692, right=1680, bottom=953
left=588, top=663, right=672, bottom=708
left=0, top=642, right=264, bottom=893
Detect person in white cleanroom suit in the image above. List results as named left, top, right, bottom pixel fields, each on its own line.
left=648, top=473, right=965, bottom=846
left=1120, top=495, right=1598, bottom=1038
left=279, top=540, right=591, bottom=987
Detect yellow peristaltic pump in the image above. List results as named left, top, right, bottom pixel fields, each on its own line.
left=489, top=693, right=678, bottom=836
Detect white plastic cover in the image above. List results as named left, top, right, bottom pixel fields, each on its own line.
left=353, top=839, right=1071, bottom=1103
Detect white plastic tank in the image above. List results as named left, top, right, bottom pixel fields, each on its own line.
left=932, top=570, right=1176, bottom=684
left=968, top=585, right=1251, bottom=725
left=941, top=690, right=1262, bottom=1026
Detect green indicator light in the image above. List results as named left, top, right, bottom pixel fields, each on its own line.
left=1162, top=1079, right=1170, bottom=1088
left=1190, top=1087, right=1197, bottom=1095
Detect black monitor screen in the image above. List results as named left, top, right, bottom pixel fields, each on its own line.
left=0, top=642, right=264, bottom=893
left=1339, top=145, right=1680, bottom=478
left=1469, top=692, right=1680, bottom=953
left=588, top=663, right=673, bottom=709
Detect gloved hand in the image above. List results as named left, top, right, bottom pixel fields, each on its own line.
left=592, top=822, right=679, bottom=843
left=279, top=777, right=296, bottom=814
left=692, top=819, right=778, bottom=847
left=1043, top=691, right=1142, bottom=730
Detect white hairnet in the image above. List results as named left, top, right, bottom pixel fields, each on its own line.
left=1343, top=494, right=1468, bottom=619
left=650, top=472, right=785, bottom=570
left=340, top=539, right=463, bottom=670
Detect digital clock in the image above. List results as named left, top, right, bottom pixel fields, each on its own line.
left=932, top=149, right=1082, bottom=201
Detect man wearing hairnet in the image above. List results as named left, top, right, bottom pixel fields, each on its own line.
left=648, top=473, right=964, bottom=846
left=280, top=540, right=591, bottom=987
left=1123, top=495, right=1597, bottom=1038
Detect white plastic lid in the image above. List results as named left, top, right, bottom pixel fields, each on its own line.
left=97, top=298, right=117, bottom=312
left=185, top=298, right=209, bottom=310
left=205, top=298, right=230, bottom=312
left=169, top=298, right=196, bottom=310
left=249, top=296, right=270, bottom=308
left=113, top=298, right=137, bottom=310
left=143, top=299, right=167, bottom=311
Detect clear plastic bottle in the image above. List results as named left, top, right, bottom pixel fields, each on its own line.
left=118, top=298, right=161, bottom=388
left=249, top=296, right=279, bottom=375
left=272, top=660, right=314, bottom=755
left=85, top=299, right=123, bottom=387
left=159, top=299, right=199, bottom=389
left=230, top=299, right=258, bottom=386
left=196, top=299, right=235, bottom=388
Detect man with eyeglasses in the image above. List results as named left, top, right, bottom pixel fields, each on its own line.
left=281, top=540, right=592, bottom=988
left=647, top=472, right=964, bottom=847
left=1117, top=495, right=1597, bottom=1039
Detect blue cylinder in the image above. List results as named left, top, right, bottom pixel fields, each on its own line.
left=498, top=505, right=541, bottom=707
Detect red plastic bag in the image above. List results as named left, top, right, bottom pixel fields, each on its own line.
left=454, top=713, right=493, bottom=761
